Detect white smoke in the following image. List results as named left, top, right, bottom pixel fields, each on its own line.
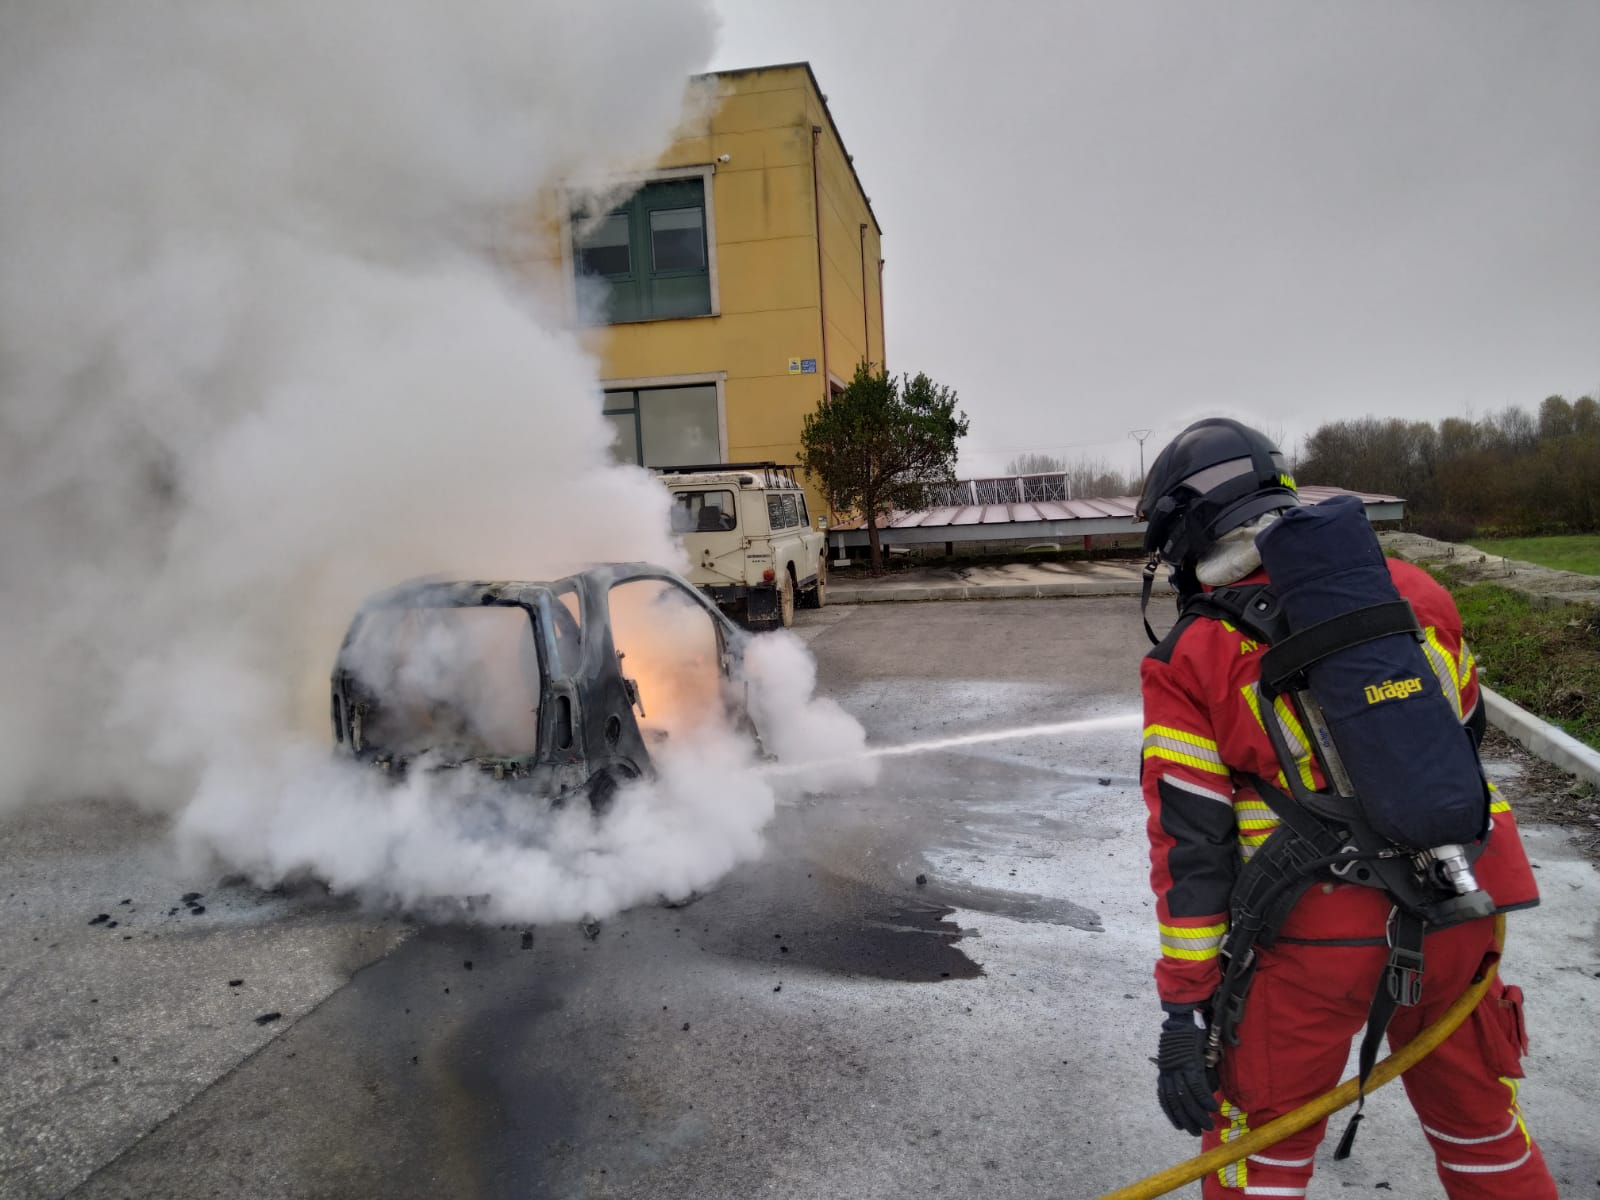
left=0, top=3, right=875, bottom=922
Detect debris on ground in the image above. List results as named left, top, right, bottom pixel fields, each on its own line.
left=88, top=914, right=110, bottom=926
left=228, top=980, right=244, bottom=987
left=1097, top=777, right=1112, bottom=786
left=189, top=906, right=206, bottom=916
left=254, top=1012, right=282, bottom=1026
left=1483, top=727, right=1600, bottom=866
left=462, top=960, right=473, bottom=971
left=581, top=918, right=601, bottom=940
left=181, top=892, right=203, bottom=903
left=520, top=931, right=533, bottom=950
left=915, top=873, right=928, bottom=886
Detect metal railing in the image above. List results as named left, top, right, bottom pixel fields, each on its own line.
left=920, top=473, right=1077, bottom=507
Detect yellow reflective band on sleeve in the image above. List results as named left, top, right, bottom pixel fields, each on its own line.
left=1160, top=942, right=1223, bottom=962
left=1144, top=724, right=1222, bottom=752
left=1158, top=925, right=1226, bottom=961
left=1143, top=746, right=1232, bottom=776
left=1143, top=725, right=1230, bottom=776
left=1158, top=928, right=1228, bottom=947
left=1490, top=798, right=1511, bottom=814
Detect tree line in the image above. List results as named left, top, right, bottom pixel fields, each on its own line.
left=1297, top=395, right=1600, bottom=539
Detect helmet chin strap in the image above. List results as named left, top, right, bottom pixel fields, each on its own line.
left=1140, top=557, right=1161, bottom=645
left=1140, top=558, right=1200, bottom=645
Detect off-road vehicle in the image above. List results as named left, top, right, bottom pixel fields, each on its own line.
left=659, top=462, right=828, bottom=629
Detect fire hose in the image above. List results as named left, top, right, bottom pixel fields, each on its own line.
left=1097, top=913, right=1506, bottom=1200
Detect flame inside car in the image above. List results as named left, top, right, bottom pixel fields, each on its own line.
left=331, top=564, right=752, bottom=810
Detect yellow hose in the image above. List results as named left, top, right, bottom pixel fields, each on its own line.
left=1098, top=913, right=1506, bottom=1200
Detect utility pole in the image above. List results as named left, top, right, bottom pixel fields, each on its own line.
left=1129, top=429, right=1154, bottom=484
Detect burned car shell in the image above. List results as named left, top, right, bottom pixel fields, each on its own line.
left=330, top=563, right=749, bottom=808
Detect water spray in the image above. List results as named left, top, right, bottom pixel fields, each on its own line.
left=761, top=712, right=1142, bottom=777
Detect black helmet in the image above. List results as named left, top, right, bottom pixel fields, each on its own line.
left=1136, top=418, right=1298, bottom=568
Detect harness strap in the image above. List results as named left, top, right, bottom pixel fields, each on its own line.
left=1257, top=599, right=1421, bottom=699
left=1334, top=908, right=1426, bottom=1160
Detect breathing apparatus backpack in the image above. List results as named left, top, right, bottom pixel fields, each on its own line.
left=1180, top=495, right=1496, bottom=1158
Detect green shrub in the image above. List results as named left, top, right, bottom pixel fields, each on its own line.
left=1441, top=580, right=1600, bottom=750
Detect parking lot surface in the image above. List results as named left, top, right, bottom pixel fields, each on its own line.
left=3, top=598, right=1596, bottom=1199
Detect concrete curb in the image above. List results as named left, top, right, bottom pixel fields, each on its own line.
left=830, top=579, right=1171, bottom=604
left=1482, top=685, right=1600, bottom=790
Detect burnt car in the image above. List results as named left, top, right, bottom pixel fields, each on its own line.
left=330, top=563, right=751, bottom=810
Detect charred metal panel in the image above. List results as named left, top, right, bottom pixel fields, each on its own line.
left=331, top=563, right=748, bottom=810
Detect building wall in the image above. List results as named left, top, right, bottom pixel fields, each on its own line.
left=518, top=64, right=884, bottom=520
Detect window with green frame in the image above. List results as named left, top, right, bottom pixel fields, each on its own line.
left=574, top=178, right=712, bottom=324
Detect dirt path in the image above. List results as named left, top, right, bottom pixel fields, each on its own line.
left=1378, top=530, right=1600, bottom=608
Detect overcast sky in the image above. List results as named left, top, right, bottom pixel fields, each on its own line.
left=709, top=2, right=1600, bottom=478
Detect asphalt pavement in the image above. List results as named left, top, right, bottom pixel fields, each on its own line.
left=3, top=598, right=1597, bottom=1199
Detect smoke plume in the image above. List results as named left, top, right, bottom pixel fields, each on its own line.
left=0, top=3, right=875, bottom=921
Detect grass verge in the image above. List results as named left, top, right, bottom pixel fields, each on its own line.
left=1467, top=534, right=1600, bottom=576
left=1431, top=571, right=1600, bottom=752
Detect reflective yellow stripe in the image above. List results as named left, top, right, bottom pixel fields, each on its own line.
left=1161, top=943, right=1222, bottom=961
left=1144, top=724, right=1222, bottom=752
left=1143, top=745, right=1231, bottom=777
left=1241, top=685, right=1314, bottom=786
left=1422, top=625, right=1463, bottom=717
left=1158, top=928, right=1228, bottom=947
left=1159, top=923, right=1226, bottom=957
left=1490, top=798, right=1511, bottom=814
left=1143, top=724, right=1230, bottom=775
left=1218, top=1101, right=1250, bottom=1188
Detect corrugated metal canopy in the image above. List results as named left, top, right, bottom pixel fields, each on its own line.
left=828, top=484, right=1405, bottom=548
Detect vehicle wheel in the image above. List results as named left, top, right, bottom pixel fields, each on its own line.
left=778, top=569, right=795, bottom=628
left=811, top=555, right=828, bottom=608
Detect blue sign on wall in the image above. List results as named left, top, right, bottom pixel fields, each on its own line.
left=800, top=358, right=817, bottom=374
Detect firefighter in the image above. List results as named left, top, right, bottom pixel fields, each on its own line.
left=1136, top=418, right=1559, bottom=1198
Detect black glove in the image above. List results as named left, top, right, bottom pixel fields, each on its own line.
left=1157, top=1003, right=1219, bottom=1136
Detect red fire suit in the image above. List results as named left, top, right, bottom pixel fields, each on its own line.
left=1141, top=557, right=1558, bottom=1198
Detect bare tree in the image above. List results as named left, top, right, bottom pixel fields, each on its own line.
left=1004, top=452, right=1066, bottom=476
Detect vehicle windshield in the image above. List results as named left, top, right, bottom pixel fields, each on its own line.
left=342, top=605, right=541, bottom=759
left=670, top=489, right=737, bottom=533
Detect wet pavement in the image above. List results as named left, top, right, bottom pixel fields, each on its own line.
left=4, top=599, right=1598, bottom=1199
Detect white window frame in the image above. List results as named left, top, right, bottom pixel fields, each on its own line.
left=600, top=371, right=728, bottom=465
left=562, top=164, right=720, bottom=323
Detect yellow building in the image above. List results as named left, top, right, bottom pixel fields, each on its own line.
left=536, top=63, right=885, bottom=515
